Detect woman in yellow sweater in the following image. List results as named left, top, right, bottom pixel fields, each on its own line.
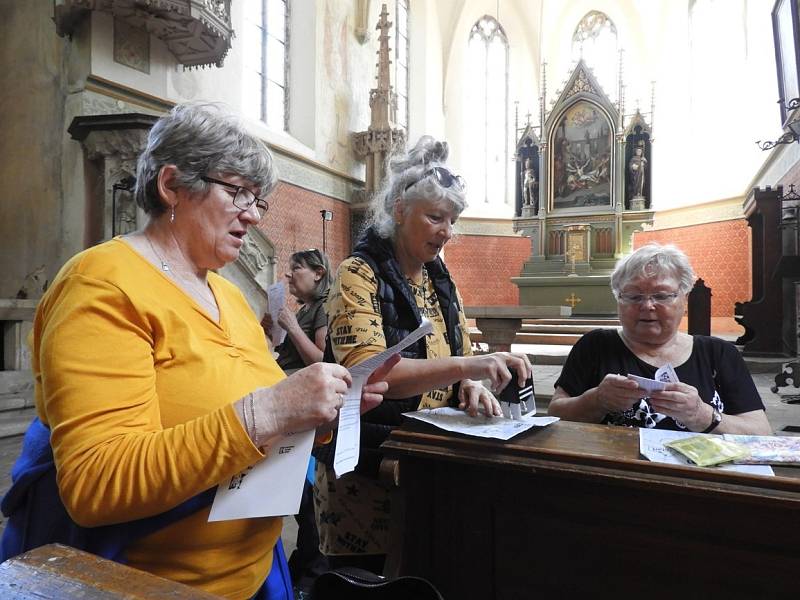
left=0, top=102, right=393, bottom=600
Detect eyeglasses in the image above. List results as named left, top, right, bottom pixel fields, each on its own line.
left=617, top=292, right=680, bottom=306
left=404, top=166, right=466, bottom=194
left=201, top=176, right=268, bottom=217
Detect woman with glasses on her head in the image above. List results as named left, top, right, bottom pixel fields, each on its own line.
left=316, top=135, right=533, bottom=573
left=549, top=243, right=771, bottom=434
left=1, top=102, right=394, bottom=600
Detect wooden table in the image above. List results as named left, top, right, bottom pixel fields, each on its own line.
left=0, top=543, right=222, bottom=598
left=382, top=419, right=800, bottom=599
left=464, top=305, right=572, bottom=351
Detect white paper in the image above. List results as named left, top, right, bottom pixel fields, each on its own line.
left=208, top=429, right=315, bottom=521
left=333, top=318, right=434, bottom=478
left=639, top=428, right=774, bottom=476
left=267, top=282, right=287, bottom=346
left=403, top=406, right=559, bottom=440
left=628, top=374, right=666, bottom=394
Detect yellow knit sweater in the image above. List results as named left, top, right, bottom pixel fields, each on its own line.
left=32, top=238, right=284, bottom=599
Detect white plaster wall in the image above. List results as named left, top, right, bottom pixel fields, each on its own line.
left=439, top=0, right=542, bottom=220
left=87, top=1, right=378, bottom=176
left=407, top=0, right=445, bottom=144
left=90, top=11, right=171, bottom=97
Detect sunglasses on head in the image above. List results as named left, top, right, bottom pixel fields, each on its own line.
left=404, top=166, right=466, bottom=194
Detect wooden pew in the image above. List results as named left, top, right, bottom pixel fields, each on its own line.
left=0, top=543, right=222, bottom=598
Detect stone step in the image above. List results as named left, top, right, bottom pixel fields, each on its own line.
left=0, top=407, right=34, bottom=439
left=0, top=394, right=34, bottom=412
left=527, top=318, right=620, bottom=326
left=471, top=329, right=582, bottom=346
left=521, top=323, right=620, bottom=335
left=0, top=371, right=33, bottom=397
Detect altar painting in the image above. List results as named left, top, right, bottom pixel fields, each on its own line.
left=552, top=101, right=612, bottom=210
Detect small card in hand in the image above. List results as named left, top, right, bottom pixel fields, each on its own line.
left=498, top=368, right=535, bottom=420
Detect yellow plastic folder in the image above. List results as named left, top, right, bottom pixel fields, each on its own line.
left=664, top=435, right=750, bottom=467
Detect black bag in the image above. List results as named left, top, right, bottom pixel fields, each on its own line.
left=311, top=567, right=444, bottom=600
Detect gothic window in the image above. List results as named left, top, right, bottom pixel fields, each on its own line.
left=243, top=0, right=289, bottom=131
left=466, top=16, right=509, bottom=204
left=394, top=0, right=409, bottom=130
left=571, top=11, right=618, bottom=96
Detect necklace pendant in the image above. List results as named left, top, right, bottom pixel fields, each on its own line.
left=160, top=261, right=170, bottom=272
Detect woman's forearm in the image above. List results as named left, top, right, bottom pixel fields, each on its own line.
left=547, top=388, right=607, bottom=423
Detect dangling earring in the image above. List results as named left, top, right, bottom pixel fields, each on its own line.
left=170, top=207, right=175, bottom=223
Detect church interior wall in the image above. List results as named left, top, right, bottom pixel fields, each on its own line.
left=634, top=219, right=752, bottom=320
left=444, top=234, right=531, bottom=306
left=440, top=0, right=540, bottom=220
left=407, top=1, right=445, bottom=142
left=0, top=0, right=71, bottom=299
left=259, top=182, right=351, bottom=291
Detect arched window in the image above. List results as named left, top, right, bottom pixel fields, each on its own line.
left=571, top=11, right=618, bottom=96
left=243, top=0, right=289, bottom=131
left=394, top=0, right=409, bottom=131
left=466, top=16, right=509, bottom=204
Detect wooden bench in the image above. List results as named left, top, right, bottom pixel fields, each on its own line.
left=0, top=543, right=222, bottom=598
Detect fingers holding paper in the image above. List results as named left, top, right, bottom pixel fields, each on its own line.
left=249, top=363, right=351, bottom=446
left=596, top=373, right=643, bottom=413
left=361, top=353, right=400, bottom=414
left=648, top=382, right=707, bottom=429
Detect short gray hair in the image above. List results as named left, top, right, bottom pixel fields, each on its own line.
left=367, top=135, right=468, bottom=239
left=135, top=102, right=277, bottom=216
left=610, top=243, right=696, bottom=297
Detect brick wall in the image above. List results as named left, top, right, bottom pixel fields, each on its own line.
left=634, top=219, right=751, bottom=318
left=256, top=182, right=352, bottom=278
left=444, top=234, right=531, bottom=306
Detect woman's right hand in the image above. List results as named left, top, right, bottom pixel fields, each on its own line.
left=260, top=313, right=274, bottom=342
left=593, top=374, right=643, bottom=413
left=462, top=352, right=533, bottom=394
left=249, top=363, right=352, bottom=446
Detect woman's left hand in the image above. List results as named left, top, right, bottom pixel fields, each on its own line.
left=316, top=353, right=400, bottom=435
left=648, top=382, right=710, bottom=430
left=458, top=379, right=503, bottom=418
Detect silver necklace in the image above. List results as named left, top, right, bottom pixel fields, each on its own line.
left=144, top=232, right=170, bottom=272
left=142, top=232, right=218, bottom=313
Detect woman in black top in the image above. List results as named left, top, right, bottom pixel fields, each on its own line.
left=549, top=243, right=771, bottom=434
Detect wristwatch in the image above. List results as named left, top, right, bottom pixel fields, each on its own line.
left=701, top=406, right=722, bottom=434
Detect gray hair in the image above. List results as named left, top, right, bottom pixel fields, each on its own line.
left=290, top=249, right=332, bottom=301
left=610, top=243, right=696, bottom=297
left=367, top=135, right=468, bottom=239
left=135, top=102, right=277, bottom=216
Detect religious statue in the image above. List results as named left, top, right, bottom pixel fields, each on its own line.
left=522, top=158, right=539, bottom=214
left=628, top=142, right=647, bottom=201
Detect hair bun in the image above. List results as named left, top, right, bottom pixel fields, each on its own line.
left=404, top=135, right=449, bottom=168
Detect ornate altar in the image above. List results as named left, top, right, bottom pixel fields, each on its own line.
left=512, top=60, right=654, bottom=314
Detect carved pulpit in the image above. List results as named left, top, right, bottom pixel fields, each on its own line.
left=512, top=60, right=654, bottom=314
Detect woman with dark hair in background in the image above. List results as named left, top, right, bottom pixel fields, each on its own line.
left=263, top=248, right=333, bottom=596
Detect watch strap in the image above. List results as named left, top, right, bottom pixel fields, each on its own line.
left=701, top=406, right=722, bottom=434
